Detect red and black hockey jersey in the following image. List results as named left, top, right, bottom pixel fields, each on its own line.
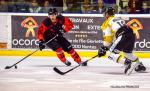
left=38, top=15, right=74, bottom=41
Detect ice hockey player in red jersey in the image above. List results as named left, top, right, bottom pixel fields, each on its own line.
left=37, top=8, right=87, bottom=66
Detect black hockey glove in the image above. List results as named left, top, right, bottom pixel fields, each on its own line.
left=98, top=46, right=109, bottom=57
left=38, top=40, right=45, bottom=51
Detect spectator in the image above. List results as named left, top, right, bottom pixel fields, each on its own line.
left=7, top=0, right=15, bottom=12
left=63, top=0, right=67, bottom=11
left=13, top=0, right=30, bottom=13
left=103, top=0, right=116, bottom=8
left=113, top=4, right=118, bottom=13
left=51, top=0, right=63, bottom=7
left=41, top=0, right=53, bottom=13
left=119, top=0, right=124, bottom=9
left=141, top=0, right=150, bottom=14
left=29, top=0, right=42, bottom=13
left=128, top=0, right=143, bottom=14
left=68, top=0, right=82, bottom=13
left=118, top=0, right=128, bottom=14
left=63, top=0, right=73, bottom=13
left=0, top=0, right=9, bottom=12
left=103, top=0, right=116, bottom=4
left=119, top=6, right=130, bottom=14
left=92, top=0, right=106, bottom=14
left=50, top=0, right=63, bottom=12
left=81, top=0, right=93, bottom=14
left=64, top=0, right=82, bottom=13
left=71, top=3, right=82, bottom=13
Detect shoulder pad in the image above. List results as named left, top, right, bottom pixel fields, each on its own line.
left=57, top=14, right=65, bottom=24
left=42, top=17, right=52, bottom=27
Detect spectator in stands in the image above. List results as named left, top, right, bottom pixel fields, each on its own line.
left=29, top=0, right=42, bottom=13
left=119, top=0, right=124, bottom=10
left=63, top=0, right=73, bottom=13
left=7, top=0, right=15, bottom=12
left=119, top=6, right=130, bottom=14
left=63, top=0, right=67, bottom=11
left=103, top=0, right=116, bottom=4
left=141, top=0, right=150, bottom=14
left=128, top=0, right=143, bottom=14
left=69, top=3, right=82, bottom=13
left=50, top=0, right=63, bottom=7
left=50, top=0, right=63, bottom=12
left=64, top=0, right=82, bottom=13
left=81, top=0, right=93, bottom=14
left=92, top=0, right=106, bottom=14
left=103, top=0, right=116, bottom=8
left=118, top=0, right=128, bottom=14
left=41, top=0, right=53, bottom=13
left=0, top=0, right=9, bottom=12
left=13, top=0, right=30, bottom=13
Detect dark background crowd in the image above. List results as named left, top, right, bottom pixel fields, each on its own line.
left=0, top=0, right=150, bottom=14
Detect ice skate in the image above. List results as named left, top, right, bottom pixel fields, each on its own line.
left=135, top=62, right=146, bottom=73
left=124, top=59, right=132, bottom=74
left=64, top=60, right=71, bottom=66
left=125, top=61, right=140, bottom=75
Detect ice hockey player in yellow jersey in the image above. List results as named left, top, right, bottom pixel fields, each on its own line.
left=98, top=7, right=146, bottom=75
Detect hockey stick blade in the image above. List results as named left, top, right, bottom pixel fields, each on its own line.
left=53, top=55, right=98, bottom=75
left=5, top=66, right=12, bottom=69
left=4, top=35, right=58, bottom=70
left=53, top=67, right=65, bottom=75
left=53, top=65, right=80, bottom=75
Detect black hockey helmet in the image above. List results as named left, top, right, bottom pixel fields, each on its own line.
left=48, top=8, right=57, bottom=15
left=104, top=7, right=115, bottom=16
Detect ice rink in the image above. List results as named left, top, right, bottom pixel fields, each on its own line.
left=0, top=56, right=150, bottom=91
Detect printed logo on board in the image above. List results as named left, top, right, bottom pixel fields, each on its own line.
left=135, top=39, right=150, bottom=49
left=21, top=17, right=38, bottom=37
left=127, top=19, right=144, bottom=39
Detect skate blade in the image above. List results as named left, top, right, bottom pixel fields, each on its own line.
left=136, top=71, right=148, bottom=73
left=126, top=61, right=140, bottom=75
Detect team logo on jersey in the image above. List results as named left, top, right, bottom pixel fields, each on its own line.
left=127, top=19, right=144, bottom=39
left=21, top=17, right=38, bottom=37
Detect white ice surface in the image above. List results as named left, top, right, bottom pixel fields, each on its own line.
left=0, top=56, right=150, bottom=91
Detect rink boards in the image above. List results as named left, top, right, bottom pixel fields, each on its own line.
left=0, top=13, right=150, bottom=58
left=0, top=50, right=150, bottom=58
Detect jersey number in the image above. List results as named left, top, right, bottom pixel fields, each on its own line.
left=117, top=21, right=125, bottom=27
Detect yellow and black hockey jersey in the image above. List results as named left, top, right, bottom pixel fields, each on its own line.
left=101, top=16, right=126, bottom=47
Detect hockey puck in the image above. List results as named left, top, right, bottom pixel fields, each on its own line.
left=15, top=65, right=17, bottom=69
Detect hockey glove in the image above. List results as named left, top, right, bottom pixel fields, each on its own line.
left=39, top=40, right=45, bottom=51
left=98, top=46, right=109, bottom=57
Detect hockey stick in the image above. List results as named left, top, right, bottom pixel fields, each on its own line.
left=53, top=55, right=98, bottom=75
left=5, top=35, right=58, bottom=69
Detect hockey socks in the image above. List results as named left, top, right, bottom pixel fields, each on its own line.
left=67, top=49, right=81, bottom=64
left=56, top=48, right=71, bottom=66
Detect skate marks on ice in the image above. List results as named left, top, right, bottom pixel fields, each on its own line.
left=0, top=66, right=150, bottom=91
left=0, top=56, right=150, bottom=91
